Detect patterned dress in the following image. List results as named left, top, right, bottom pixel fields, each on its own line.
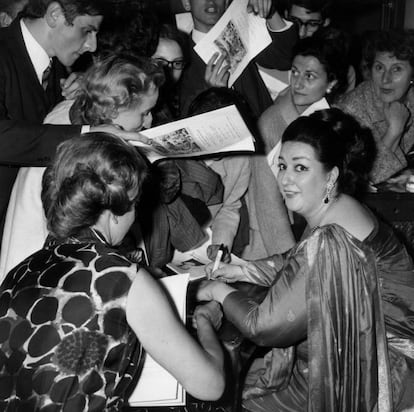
left=0, top=229, right=144, bottom=411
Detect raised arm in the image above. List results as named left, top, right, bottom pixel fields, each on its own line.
left=126, top=269, right=225, bottom=401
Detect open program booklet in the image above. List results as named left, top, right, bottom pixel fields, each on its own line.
left=193, top=0, right=271, bottom=87
left=129, top=273, right=189, bottom=407
left=129, top=105, right=255, bottom=163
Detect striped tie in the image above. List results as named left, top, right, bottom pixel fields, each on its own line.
left=41, top=62, right=52, bottom=91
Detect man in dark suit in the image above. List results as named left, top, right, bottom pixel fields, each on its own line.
left=178, top=0, right=298, bottom=119
left=0, top=0, right=148, bottom=243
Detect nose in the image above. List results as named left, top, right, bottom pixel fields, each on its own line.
left=382, top=69, right=392, bottom=84
left=278, top=168, right=293, bottom=186
left=299, top=24, right=307, bottom=39
left=84, top=32, right=97, bottom=53
left=292, top=74, right=304, bottom=90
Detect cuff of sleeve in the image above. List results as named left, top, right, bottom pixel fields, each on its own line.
left=81, top=125, right=90, bottom=134
left=267, top=19, right=293, bottom=32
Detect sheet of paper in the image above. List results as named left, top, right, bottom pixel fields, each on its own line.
left=128, top=274, right=189, bottom=406
left=193, top=0, right=271, bottom=86
left=169, top=228, right=247, bottom=281
left=257, top=66, right=289, bottom=101
left=175, top=12, right=194, bottom=34
left=129, top=105, right=255, bottom=163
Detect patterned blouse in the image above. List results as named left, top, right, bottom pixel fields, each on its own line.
left=0, top=229, right=144, bottom=411
left=335, top=80, right=414, bottom=183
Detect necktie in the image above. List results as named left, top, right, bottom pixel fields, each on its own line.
left=41, top=62, right=52, bottom=91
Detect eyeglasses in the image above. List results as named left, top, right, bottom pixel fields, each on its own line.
left=153, top=57, right=186, bottom=70
left=287, top=15, right=323, bottom=31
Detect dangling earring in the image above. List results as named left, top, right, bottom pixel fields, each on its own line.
left=324, top=182, right=333, bottom=204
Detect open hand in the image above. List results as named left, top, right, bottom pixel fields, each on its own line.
left=205, top=52, right=230, bottom=88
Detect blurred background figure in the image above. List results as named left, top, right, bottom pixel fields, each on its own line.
left=0, top=0, right=27, bottom=27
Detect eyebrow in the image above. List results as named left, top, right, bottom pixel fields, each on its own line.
left=84, top=24, right=99, bottom=32
left=279, top=155, right=311, bottom=161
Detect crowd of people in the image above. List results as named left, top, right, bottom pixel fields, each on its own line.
left=0, top=0, right=413, bottom=411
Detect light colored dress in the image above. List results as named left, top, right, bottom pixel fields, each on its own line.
left=0, top=100, right=73, bottom=279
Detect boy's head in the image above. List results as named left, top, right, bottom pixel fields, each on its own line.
left=285, top=0, right=331, bottom=39
left=22, top=0, right=105, bottom=66
left=181, top=0, right=230, bottom=33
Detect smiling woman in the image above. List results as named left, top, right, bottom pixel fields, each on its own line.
left=336, top=29, right=414, bottom=184
left=198, top=108, right=414, bottom=412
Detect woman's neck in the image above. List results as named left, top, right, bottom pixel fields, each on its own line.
left=305, top=194, right=340, bottom=229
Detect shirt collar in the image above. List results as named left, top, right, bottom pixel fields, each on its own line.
left=192, top=29, right=206, bottom=44
left=20, top=19, right=51, bottom=84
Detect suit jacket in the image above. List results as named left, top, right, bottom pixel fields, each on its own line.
left=0, top=19, right=81, bottom=241
left=179, top=25, right=298, bottom=119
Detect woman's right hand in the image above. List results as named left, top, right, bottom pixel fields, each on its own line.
left=205, top=262, right=245, bottom=283
left=204, top=52, right=231, bottom=88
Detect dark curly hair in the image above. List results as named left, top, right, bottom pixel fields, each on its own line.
left=69, top=55, right=164, bottom=127
left=22, top=0, right=105, bottom=22
left=42, top=132, right=148, bottom=240
left=282, top=108, right=376, bottom=197
left=363, top=29, right=414, bottom=71
left=292, top=27, right=350, bottom=102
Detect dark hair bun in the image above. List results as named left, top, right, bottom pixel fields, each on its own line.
left=311, top=108, right=376, bottom=196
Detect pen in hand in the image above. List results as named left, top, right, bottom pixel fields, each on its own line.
left=210, top=243, right=225, bottom=279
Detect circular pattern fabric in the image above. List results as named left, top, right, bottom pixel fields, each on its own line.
left=0, top=232, right=144, bottom=411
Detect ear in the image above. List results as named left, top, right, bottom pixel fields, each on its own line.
left=0, top=12, right=12, bottom=27
left=181, top=0, right=191, bottom=12
left=323, top=18, right=330, bottom=27
left=326, top=79, right=338, bottom=95
left=45, top=1, right=64, bottom=28
left=328, top=166, right=339, bottom=186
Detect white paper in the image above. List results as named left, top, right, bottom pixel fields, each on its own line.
left=128, top=274, right=189, bottom=406
left=169, top=228, right=246, bottom=281
left=175, top=12, right=194, bottom=34
left=129, top=105, right=255, bottom=162
left=193, top=0, right=271, bottom=86
left=257, top=66, right=289, bottom=101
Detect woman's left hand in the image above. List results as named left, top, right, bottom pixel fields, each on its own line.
left=192, top=301, right=223, bottom=330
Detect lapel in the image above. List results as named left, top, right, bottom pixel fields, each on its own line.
left=6, top=19, right=65, bottom=113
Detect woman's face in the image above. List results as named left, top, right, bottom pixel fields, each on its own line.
left=114, top=85, right=159, bottom=131
left=371, top=52, right=413, bottom=103
left=152, top=38, right=185, bottom=83
left=277, top=141, right=330, bottom=219
left=290, top=55, right=335, bottom=113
